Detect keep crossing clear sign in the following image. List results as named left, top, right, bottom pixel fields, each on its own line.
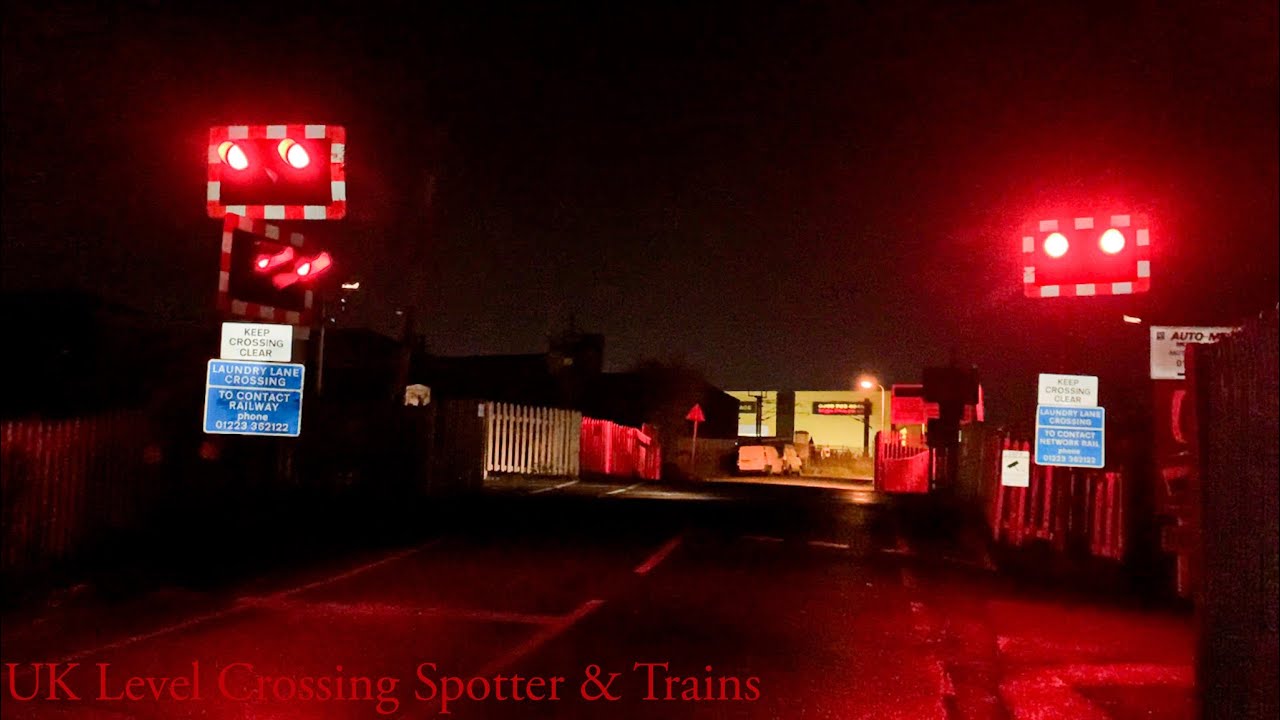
left=204, top=359, right=305, bottom=437
left=1035, top=406, right=1105, bottom=469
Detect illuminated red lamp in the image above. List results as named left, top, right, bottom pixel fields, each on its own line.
left=254, top=246, right=295, bottom=272
left=1022, top=214, right=1150, bottom=298
left=1043, top=232, right=1069, bottom=258
left=278, top=138, right=310, bottom=169
left=296, top=251, right=331, bottom=278
left=1099, top=228, right=1125, bottom=254
left=271, top=252, right=334, bottom=289
left=207, top=124, right=346, bottom=219
left=218, top=141, right=249, bottom=171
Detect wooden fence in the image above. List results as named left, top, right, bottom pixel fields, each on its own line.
left=482, top=402, right=580, bottom=478
left=984, top=437, right=1126, bottom=560
left=580, top=418, right=661, bottom=480
left=1, top=410, right=160, bottom=575
left=1190, top=304, right=1278, bottom=720
left=873, top=432, right=931, bottom=493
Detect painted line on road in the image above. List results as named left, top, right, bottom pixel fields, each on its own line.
left=475, top=599, right=606, bottom=677
left=634, top=534, right=684, bottom=575
left=253, top=598, right=561, bottom=626
left=57, top=604, right=247, bottom=663
left=48, top=541, right=439, bottom=665
left=742, top=535, right=785, bottom=543
left=1000, top=663, right=1193, bottom=720
left=264, top=541, right=439, bottom=601
left=900, top=567, right=919, bottom=590
left=807, top=540, right=851, bottom=550
left=938, top=661, right=956, bottom=697
left=605, top=482, right=644, bottom=496
left=529, top=480, right=580, bottom=495
left=895, top=533, right=911, bottom=554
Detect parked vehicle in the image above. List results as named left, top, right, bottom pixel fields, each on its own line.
left=780, top=444, right=803, bottom=475
left=737, top=444, right=784, bottom=475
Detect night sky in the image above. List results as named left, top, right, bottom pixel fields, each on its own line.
left=4, top=1, right=1277, bottom=424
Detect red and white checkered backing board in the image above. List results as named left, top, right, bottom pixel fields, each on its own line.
left=1022, top=214, right=1151, bottom=298
left=207, top=124, right=346, bottom=220
left=219, top=214, right=314, bottom=326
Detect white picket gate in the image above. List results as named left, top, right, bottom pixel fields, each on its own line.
left=482, top=402, right=581, bottom=478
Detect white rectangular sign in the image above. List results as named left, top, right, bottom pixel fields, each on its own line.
left=220, top=322, right=293, bottom=362
left=1001, top=450, right=1031, bottom=487
left=1149, top=326, right=1238, bottom=380
left=1037, top=373, right=1098, bottom=407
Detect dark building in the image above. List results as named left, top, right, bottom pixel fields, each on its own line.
left=320, top=327, right=408, bottom=403
left=1, top=290, right=214, bottom=418
left=408, top=330, right=739, bottom=451
left=412, top=330, right=605, bottom=409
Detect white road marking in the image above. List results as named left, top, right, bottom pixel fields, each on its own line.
left=605, top=482, right=644, bottom=496
left=263, top=542, right=436, bottom=600
left=529, top=480, right=580, bottom=495
left=901, top=568, right=919, bottom=590
left=250, top=598, right=562, bottom=626
left=634, top=534, right=685, bottom=575
left=1001, top=663, right=1193, bottom=720
left=938, top=661, right=956, bottom=697
left=47, top=541, right=438, bottom=665
left=807, top=540, right=851, bottom=550
left=880, top=546, right=914, bottom=556
left=742, top=535, right=785, bottom=543
left=474, top=599, right=605, bottom=677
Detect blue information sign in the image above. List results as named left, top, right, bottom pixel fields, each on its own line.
left=1034, top=405, right=1104, bottom=469
left=203, top=359, right=305, bottom=437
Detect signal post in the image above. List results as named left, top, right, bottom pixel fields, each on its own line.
left=203, top=123, right=348, bottom=438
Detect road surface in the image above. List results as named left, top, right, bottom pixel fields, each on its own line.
left=1, top=478, right=1193, bottom=719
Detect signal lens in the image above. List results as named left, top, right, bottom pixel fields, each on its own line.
left=1043, top=232, right=1069, bottom=258
left=1099, top=228, right=1126, bottom=254
left=278, top=139, right=310, bottom=169
left=296, top=252, right=332, bottom=280
left=218, top=141, right=249, bottom=170
left=254, top=247, right=295, bottom=272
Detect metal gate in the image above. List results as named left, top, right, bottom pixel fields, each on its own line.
left=482, top=402, right=580, bottom=478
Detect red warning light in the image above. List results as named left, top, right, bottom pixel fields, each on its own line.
left=1043, top=232, right=1069, bottom=258
left=296, top=252, right=332, bottom=279
left=270, top=252, right=334, bottom=289
left=254, top=246, right=295, bottom=272
left=1099, top=228, right=1126, bottom=254
left=220, top=214, right=320, bottom=324
left=1021, top=214, right=1150, bottom=297
left=207, top=124, right=346, bottom=219
left=218, top=141, right=249, bottom=171
left=278, top=138, right=310, bottom=169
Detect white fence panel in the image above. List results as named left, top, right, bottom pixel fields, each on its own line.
left=482, top=402, right=581, bottom=478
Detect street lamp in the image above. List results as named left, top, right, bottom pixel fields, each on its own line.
left=858, top=376, right=887, bottom=443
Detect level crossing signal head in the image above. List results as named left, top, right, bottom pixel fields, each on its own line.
left=208, top=124, right=346, bottom=220
left=219, top=214, right=335, bottom=324
left=1022, top=214, right=1150, bottom=298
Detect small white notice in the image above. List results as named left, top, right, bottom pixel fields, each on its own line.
left=220, top=322, right=293, bottom=363
left=1149, top=326, right=1238, bottom=380
left=1001, top=450, right=1031, bottom=487
left=1037, top=373, right=1098, bottom=407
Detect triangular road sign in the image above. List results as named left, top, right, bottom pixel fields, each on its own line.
left=686, top=404, right=706, bottom=423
